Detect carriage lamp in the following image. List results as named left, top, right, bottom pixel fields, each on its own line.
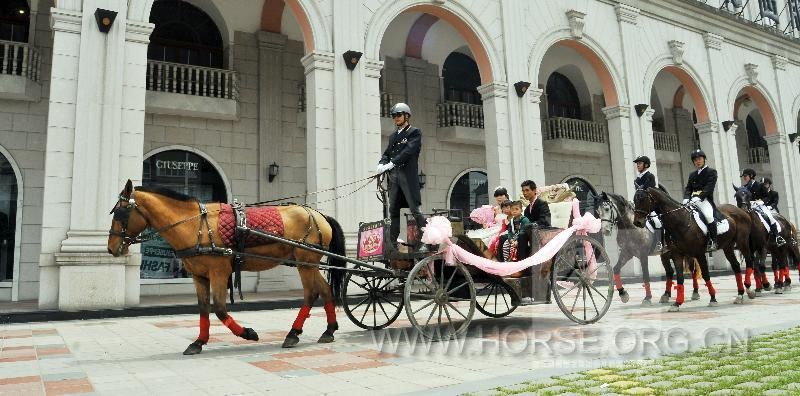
left=418, top=171, right=427, bottom=189
left=634, top=104, right=649, bottom=117
left=268, top=162, right=279, bottom=183
left=722, top=120, right=735, bottom=132
left=513, top=81, right=531, bottom=97
left=94, top=9, right=118, bottom=33
left=343, top=51, right=363, bottom=70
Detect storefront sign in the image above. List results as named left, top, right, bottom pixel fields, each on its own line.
left=155, top=160, right=199, bottom=171
left=140, top=237, right=180, bottom=279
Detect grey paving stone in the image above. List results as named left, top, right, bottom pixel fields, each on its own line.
left=718, top=364, right=742, bottom=371
left=648, top=381, right=675, bottom=389
left=738, top=369, right=759, bottom=377
left=467, top=390, right=502, bottom=396
left=690, top=381, right=717, bottom=389
left=682, top=364, right=702, bottom=371
left=786, top=383, right=800, bottom=390
left=501, top=383, right=536, bottom=392
left=665, top=388, right=696, bottom=396
left=658, top=370, right=681, bottom=376
left=734, top=381, right=763, bottom=390
left=532, top=378, right=559, bottom=387
left=673, top=374, right=703, bottom=382
left=570, top=379, right=600, bottom=387
left=760, top=375, right=783, bottom=383
left=763, top=390, right=790, bottom=396
left=634, top=375, right=660, bottom=383
left=538, top=385, right=570, bottom=394
left=556, top=374, right=585, bottom=381
left=617, top=369, right=647, bottom=376
left=708, top=390, right=744, bottom=396
left=624, top=388, right=656, bottom=395
left=715, top=375, right=740, bottom=383
left=585, top=386, right=616, bottom=395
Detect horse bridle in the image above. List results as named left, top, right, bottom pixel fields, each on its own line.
left=598, top=197, right=620, bottom=227
left=632, top=189, right=690, bottom=223
left=108, top=191, right=148, bottom=255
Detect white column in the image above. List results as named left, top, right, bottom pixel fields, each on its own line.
left=478, top=82, right=514, bottom=190
left=302, top=51, right=337, bottom=216
left=522, top=88, right=546, bottom=184
left=641, top=108, right=659, bottom=182
left=695, top=121, right=729, bottom=205
left=603, top=105, right=636, bottom=198
left=765, top=134, right=797, bottom=219
left=673, top=108, right=696, bottom=180
left=360, top=58, right=385, bottom=224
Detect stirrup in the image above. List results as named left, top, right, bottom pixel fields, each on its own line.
left=776, top=236, right=787, bottom=247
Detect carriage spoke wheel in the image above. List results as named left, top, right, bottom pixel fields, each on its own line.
left=550, top=235, right=613, bottom=324
left=475, top=278, right=518, bottom=318
left=343, top=271, right=403, bottom=330
left=404, top=254, right=476, bottom=341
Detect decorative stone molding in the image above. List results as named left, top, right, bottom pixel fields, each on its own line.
left=764, top=134, right=787, bottom=145
left=771, top=55, right=787, bottom=71
left=694, top=120, right=719, bottom=135
left=50, top=8, right=82, bottom=34
left=644, top=108, right=656, bottom=123
left=703, top=32, right=723, bottom=50
left=745, top=63, right=759, bottom=85
left=126, top=21, right=154, bottom=44
left=602, top=105, right=631, bottom=120
left=363, top=58, right=384, bottom=79
left=615, top=4, right=640, bottom=25
left=566, top=10, right=586, bottom=39
left=527, top=87, right=544, bottom=104
left=301, top=51, right=335, bottom=75
left=477, top=82, right=509, bottom=101
left=668, top=40, right=685, bottom=65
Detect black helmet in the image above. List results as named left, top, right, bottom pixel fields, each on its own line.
left=633, top=156, right=651, bottom=167
left=740, top=168, right=756, bottom=178
left=762, top=177, right=773, bottom=185
left=690, top=149, right=706, bottom=160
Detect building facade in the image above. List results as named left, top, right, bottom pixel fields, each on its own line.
left=1, top=0, right=800, bottom=309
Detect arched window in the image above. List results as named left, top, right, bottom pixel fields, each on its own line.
left=0, top=152, right=17, bottom=281
left=442, top=52, right=482, bottom=105
left=140, top=150, right=227, bottom=279
left=449, top=170, right=488, bottom=229
left=0, top=0, right=29, bottom=43
left=148, top=1, right=224, bottom=68
left=746, top=115, right=767, bottom=148
left=563, top=177, right=597, bottom=215
left=546, top=72, right=581, bottom=119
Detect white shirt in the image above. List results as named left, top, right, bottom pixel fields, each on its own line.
left=638, top=169, right=650, bottom=178
left=696, top=165, right=707, bottom=175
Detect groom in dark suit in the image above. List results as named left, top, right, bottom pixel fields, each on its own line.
left=377, top=103, right=426, bottom=248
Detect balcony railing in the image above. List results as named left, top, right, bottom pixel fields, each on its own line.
left=0, top=40, right=41, bottom=81
left=297, top=83, right=306, bottom=112
left=748, top=146, right=770, bottom=164
left=654, top=131, right=680, bottom=152
left=146, top=60, right=238, bottom=100
left=542, top=117, right=607, bottom=143
left=380, top=92, right=394, bottom=118
left=437, top=102, right=484, bottom=129
left=685, top=0, right=800, bottom=40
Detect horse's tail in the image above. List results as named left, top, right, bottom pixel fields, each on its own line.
left=325, top=216, right=347, bottom=302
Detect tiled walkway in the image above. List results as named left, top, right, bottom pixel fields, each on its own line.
left=2, top=275, right=800, bottom=395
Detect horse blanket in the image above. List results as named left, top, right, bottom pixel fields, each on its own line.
left=218, top=204, right=284, bottom=248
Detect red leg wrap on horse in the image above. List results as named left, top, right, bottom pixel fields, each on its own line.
left=643, top=282, right=652, bottom=298
left=774, top=271, right=780, bottom=285
left=665, top=279, right=673, bottom=295
left=762, top=273, right=770, bottom=285
left=198, top=313, right=210, bottom=343
left=292, top=305, right=312, bottom=330
left=734, top=273, right=743, bottom=293
left=692, top=276, right=699, bottom=291
left=222, top=316, right=244, bottom=336
left=755, top=272, right=763, bottom=288
left=705, top=280, right=716, bottom=296
left=783, top=268, right=790, bottom=282
left=324, top=302, right=337, bottom=324
left=745, top=267, right=753, bottom=284
left=675, top=284, right=685, bottom=305
left=613, top=274, right=623, bottom=290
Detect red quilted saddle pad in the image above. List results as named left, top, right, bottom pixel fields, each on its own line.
left=218, top=204, right=285, bottom=248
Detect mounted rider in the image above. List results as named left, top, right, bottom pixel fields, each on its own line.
left=762, top=177, right=779, bottom=213
left=633, top=155, right=664, bottom=251
left=683, top=149, right=719, bottom=250
left=740, top=168, right=785, bottom=246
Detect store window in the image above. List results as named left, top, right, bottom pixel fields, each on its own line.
left=546, top=72, right=581, bottom=119
left=140, top=150, right=227, bottom=279
left=563, top=177, right=597, bottom=215
left=442, top=52, right=482, bottom=105
left=148, top=0, right=224, bottom=68
left=0, top=152, right=17, bottom=281
left=449, top=170, right=488, bottom=230
left=0, top=0, right=30, bottom=43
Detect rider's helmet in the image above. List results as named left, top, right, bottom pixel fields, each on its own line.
left=690, top=149, right=707, bottom=161
left=633, top=155, right=651, bottom=167
left=390, top=103, right=412, bottom=117
left=740, top=168, right=756, bottom=178
left=763, top=177, right=773, bottom=186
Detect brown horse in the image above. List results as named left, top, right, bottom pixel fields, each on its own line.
left=633, top=187, right=753, bottom=311
left=107, top=180, right=346, bottom=355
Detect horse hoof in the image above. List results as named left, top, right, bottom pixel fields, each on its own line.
left=641, top=297, right=652, bottom=306
left=282, top=335, right=300, bottom=348
left=775, top=287, right=784, bottom=294
left=668, top=304, right=681, bottom=312
left=241, top=328, right=259, bottom=342
left=659, top=295, right=671, bottom=304
left=746, top=289, right=756, bottom=299
left=763, top=284, right=772, bottom=291
left=318, top=331, right=335, bottom=344
left=619, top=290, right=630, bottom=303
left=734, top=295, right=743, bottom=304
left=708, top=301, right=718, bottom=307
left=691, top=291, right=700, bottom=301
left=183, top=340, right=204, bottom=356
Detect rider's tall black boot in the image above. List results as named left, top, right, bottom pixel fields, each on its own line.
left=707, top=221, right=718, bottom=250
left=770, top=223, right=786, bottom=247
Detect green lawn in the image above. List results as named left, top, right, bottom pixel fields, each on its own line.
left=471, top=327, right=800, bottom=395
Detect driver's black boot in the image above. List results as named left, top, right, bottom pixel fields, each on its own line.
left=707, top=222, right=718, bottom=251
left=770, top=223, right=786, bottom=247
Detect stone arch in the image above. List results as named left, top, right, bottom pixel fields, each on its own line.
left=0, top=144, right=23, bottom=301
left=260, top=0, right=330, bottom=53
left=446, top=168, right=489, bottom=215
left=529, top=31, right=624, bottom=107
left=143, top=145, right=232, bottom=201
left=728, top=79, right=780, bottom=135
left=365, top=1, right=501, bottom=84
left=405, top=14, right=439, bottom=58
left=128, top=0, right=231, bottom=47
left=641, top=57, right=714, bottom=123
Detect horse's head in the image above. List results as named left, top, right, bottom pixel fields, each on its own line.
left=732, top=183, right=752, bottom=210
left=595, top=192, right=615, bottom=236
left=107, top=180, right=150, bottom=257
left=632, top=189, right=653, bottom=228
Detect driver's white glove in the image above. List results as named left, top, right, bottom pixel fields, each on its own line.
left=682, top=198, right=689, bottom=205
left=376, top=163, right=385, bottom=173
left=690, top=197, right=701, bottom=206
left=384, top=162, right=396, bottom=172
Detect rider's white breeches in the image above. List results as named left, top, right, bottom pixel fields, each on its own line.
left=695, top=199, right=714, bottom=224
left=646, top=211, right=661, bottom=233
left=752, top=201, right=777, bottom=225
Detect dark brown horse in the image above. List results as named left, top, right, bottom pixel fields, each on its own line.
left=633, top=187, right=753, bottom=311
left=107, top=180, right=345, bottom=354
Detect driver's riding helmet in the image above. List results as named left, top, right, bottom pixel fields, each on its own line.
left=690, top=149, right=707, bottom=161
left=633, top=155, right=651, bottom=167
left=763, top=177, right=773, bottom=186
left=741, top=168, right=756, bottom=178
left=390, top=102, right=412, bottom=117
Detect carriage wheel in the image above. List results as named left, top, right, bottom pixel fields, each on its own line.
left=404, top=254, right=476, bottom=340
left=550, top=234, right=613, bottom=324
left=475, top=278, right=518, bottom=318
left=342, top=271, right=403, bottom=330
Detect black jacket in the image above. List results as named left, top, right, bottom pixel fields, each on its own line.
left=380, top=126, right=422, bottom=209
left=764, top=190, right=779, bottom=210
left=634, top=171, right=656, bottom=191
left=684, top=166, right=717, bottom=205
left=524, top=199, right=551, bottom=228
left=743, top=180, right=768, bottom=201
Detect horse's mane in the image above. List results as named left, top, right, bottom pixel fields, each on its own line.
left=454, top=234, right=486, bottom=257
left=644, top=186, right=682, bottom=207
left=605, top=192, right=634, bottom=214
left=136, top=186, right=197, bottom=202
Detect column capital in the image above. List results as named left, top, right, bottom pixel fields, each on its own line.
left=764, top=134, right=787, bottom=145
left=126, top=21, right=154, bottom=44
left=694, top=120, right=719, bottom=135
left=643, top=108, right=656, bottom=123
left=50, top=8, right=82, bottom=34
left=615, top=4, right=640, bottom=25
left=363, top=58, right=384, bottom=79
left=527, top=87, right=544, bottom=103
left=301, top=51, right=335, bottom=75
left=257, top=30, right=288, bottom=51
left=602, top=105, right=631, bottom=120
left=477, top=82, right=509, bottom=101
left=703, top=32, right=723, bottom=50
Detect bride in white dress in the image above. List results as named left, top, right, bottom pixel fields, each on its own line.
left=467, top=187, right=510, bottom=246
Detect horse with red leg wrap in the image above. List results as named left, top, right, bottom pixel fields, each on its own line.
left=107, top=180, right=345, bottom=354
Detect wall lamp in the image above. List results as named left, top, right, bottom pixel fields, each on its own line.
left=634, top=104, right=649, bottom=117
left=513, top=81, right=531, bottom=97
left=268, top=162, right=279, bottom=183
left=722, top=120, right=735, bottom=132
left=94, top=9, right=117, bottom=33
left=343, top=50, right=362, bottom=70
left=418, top=171, right=427, bottom=189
